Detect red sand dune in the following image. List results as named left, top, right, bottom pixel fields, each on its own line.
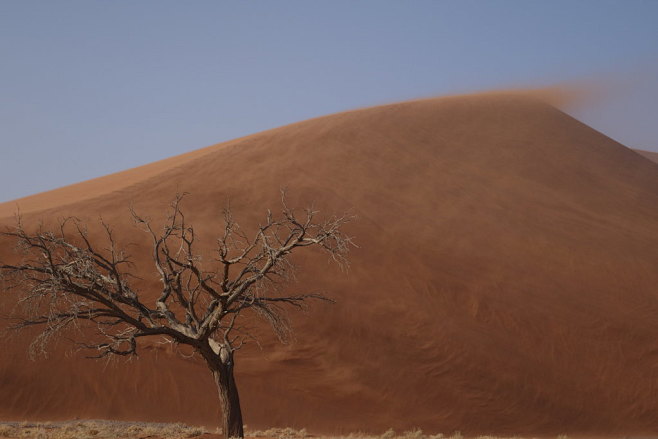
left=1, top=93, right=658, bottom=436
left=635, top=149, right=658, bottom=164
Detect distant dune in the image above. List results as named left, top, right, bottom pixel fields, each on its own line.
left=1, top=93, right=658, bottom=436
left=634, top=148, right=658, bottom=164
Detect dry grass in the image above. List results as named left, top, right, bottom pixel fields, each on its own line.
left=0, top=422, right=569, bottom=439
left=0, top=420, right=206, bottom=439
left=249, top=427, right=308, bottom=439
left=246, top=427, right=546, bottom=439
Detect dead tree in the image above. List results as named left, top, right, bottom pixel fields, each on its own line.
left=0, top=193, right=353, bottom=439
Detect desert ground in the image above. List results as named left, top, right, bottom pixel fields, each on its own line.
left=0, top=421, right=642, bottom=439
left=1, top=92, right=658, bottom=437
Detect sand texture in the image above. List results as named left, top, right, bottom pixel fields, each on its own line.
left=1, top=94, right=658, bottom=436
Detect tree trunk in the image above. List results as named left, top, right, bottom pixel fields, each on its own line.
left=211, top=356, right=244, bottom=439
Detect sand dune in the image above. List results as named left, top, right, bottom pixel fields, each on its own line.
left=635, top=149, right=658, bottom=164
left=1, top=93, right=658, bottom=436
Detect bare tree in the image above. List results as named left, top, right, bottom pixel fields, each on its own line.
left=0, top=193, right=354, bottom=439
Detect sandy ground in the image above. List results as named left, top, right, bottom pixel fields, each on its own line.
left=1, top=93, right=657, bottom=436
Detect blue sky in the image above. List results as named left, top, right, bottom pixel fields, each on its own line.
left=1, top=1, right=657, bottom=202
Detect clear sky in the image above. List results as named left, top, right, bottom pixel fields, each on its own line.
left=1, top=1, right=657, bottom=202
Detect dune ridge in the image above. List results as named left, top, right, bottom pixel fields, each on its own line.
left=1, top=93, right=658, bottom=436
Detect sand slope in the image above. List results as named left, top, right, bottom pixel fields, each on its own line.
left=1, top=94, right=658, bottom=436
left=635, top=149, right=658, bottom=164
